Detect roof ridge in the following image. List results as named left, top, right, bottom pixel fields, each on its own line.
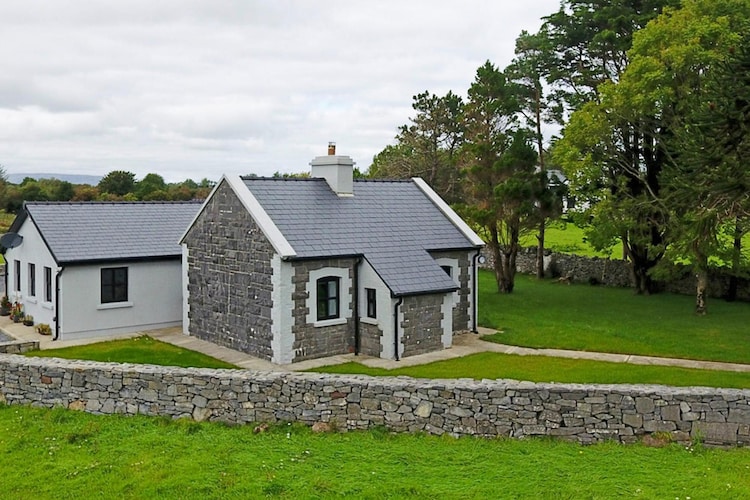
left=25, top=200, right=203, bottom=206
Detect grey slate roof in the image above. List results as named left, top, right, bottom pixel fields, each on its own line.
left=243, top=177, right=480, bottom=296
left=12, top=201, right=202, bottom=264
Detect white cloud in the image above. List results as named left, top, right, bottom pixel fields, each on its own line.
left=0, top=0, right=560, bottom=182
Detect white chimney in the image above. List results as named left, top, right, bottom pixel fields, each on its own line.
left=310, top=142, right=354, bottom=196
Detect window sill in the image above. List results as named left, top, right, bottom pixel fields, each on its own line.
left=97, top=301, right=133, bottom=310
left=361, top=317, right=378, bottom=325
left=41, top=302, right=54, bottom=311
left=26, top=297, right=38, bottom=305
left=313, top=317, right=347, bottom=328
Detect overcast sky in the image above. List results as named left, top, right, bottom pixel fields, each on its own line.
left=0, top=1, right=560, bottom=183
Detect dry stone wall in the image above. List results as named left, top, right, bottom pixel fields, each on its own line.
left=1, top=354, right=749, bottom=447
left=493, top=247, right=750, bottom=300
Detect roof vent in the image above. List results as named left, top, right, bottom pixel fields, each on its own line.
left=310, top=143, right=354, bottom=197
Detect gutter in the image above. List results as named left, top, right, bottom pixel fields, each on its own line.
left=393, top=297, right=403, bottom=361
left=472, top=250, right=482, bottom=333
left=53, top=267, right=64, bottom=340
left=353, top=256, right=362, bottom=355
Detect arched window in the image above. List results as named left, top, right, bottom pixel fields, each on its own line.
left=316, top=276, right=340, bottom=320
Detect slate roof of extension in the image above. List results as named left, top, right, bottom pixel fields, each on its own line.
left=243, top=177, right=481, bottom=296
left=11, top=201, right=202, bottom=264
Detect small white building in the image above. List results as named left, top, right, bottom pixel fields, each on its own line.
left=3, top=201, right=201, bottom=340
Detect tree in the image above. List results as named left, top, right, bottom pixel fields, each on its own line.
left=368, top=91, right=464, bottom=203
left=98, top=170, right=136, bottom=196
left=664, top=24, right=750, bottom=313
left=508, top=30, right=558, bottom=278
left=136, top=173, right=167, bottom=200
left=538, top=0, right=679, bottom=122
left=461, top=61, right=539, bottom=293
left=532, top=0, right=678, bottom=294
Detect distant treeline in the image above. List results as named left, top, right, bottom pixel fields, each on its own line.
left=0, top=170, right=216, bottom=213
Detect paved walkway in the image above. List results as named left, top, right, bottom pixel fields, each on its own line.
left=3, top=317, right=750, bottom=374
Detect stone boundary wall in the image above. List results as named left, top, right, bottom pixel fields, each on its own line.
left=487, top=247, right=750, bottom=300
left=1, top=354, right=749, bottom=447
left=0, top=340, right=39, bottom=354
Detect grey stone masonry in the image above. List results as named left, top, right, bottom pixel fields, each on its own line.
left=430, top=250, right=473, bottom=331
left=0, top=341, right=39, bottom=354
left=359, top=322, right=382, bottom=357
left=183, top=181, right=275, bottom=360
left=508, top=247, right=750, bottom=301
left=2, top=355, right=750, bottom=447
left=291, top=259, right=356, bottom=361
left=400, top=294, right=444, bottom=357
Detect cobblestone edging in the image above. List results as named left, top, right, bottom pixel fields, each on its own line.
left=1, top=355, right=749, bottom=447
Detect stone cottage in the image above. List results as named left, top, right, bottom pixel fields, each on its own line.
left=180, top=145, right=484, bottom=363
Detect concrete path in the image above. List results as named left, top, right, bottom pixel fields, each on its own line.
left=3, top=317, right=750, bottom=374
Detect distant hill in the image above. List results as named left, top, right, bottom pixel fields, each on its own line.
left=6, top=173, right=102, bottom=185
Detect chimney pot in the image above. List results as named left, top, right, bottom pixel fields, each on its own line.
left=327, top=142, right=336, bottom=155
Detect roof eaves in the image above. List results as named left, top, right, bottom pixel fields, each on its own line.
left=13, top=207, right=60, bottom=264
left=411, top=177, right=485, bottom=247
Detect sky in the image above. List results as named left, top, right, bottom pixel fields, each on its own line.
left=0, top=1, right=560, bottom=183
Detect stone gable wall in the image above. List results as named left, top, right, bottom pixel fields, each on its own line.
left=429, top=250, right=473, bottom=331
left=1, top=355, right=750, bottom=447
left=400, top=294, right=444, bottom=357
left=183, top=181, right=275, bottom=360
left=291, top=259, right=356, bottom=361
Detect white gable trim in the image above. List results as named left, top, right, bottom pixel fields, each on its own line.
left=179, top=175, right=297, bottom=259
left=411, top=177, right=485, bottom=247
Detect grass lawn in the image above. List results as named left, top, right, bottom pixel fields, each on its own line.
left=519, top=221, right=623, bottom=259
left=310, top=352, right=750, bottom=389
left=479, top=271, right=750, bottom=365
left=25, top=336, right=238, bottom=369
left=1, top=405, right=748, bottom=499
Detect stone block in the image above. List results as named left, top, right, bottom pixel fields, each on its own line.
left=661, top=405, right=680, bottom=422
left=415, top=401, right=433, bottom=418
left=692, top=422, right=739, bottom=444
left=635, top=397, right=654, bottom=414
left=622, top=413, right=643, bottom=428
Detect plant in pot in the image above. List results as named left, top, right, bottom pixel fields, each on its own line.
left=36, top=323, right=52, bottom=336
left=0, top=296, right=10, bottom=316
left=11, top=303, right=23, bottom=323
left=23, top=314, right=34, bottom=327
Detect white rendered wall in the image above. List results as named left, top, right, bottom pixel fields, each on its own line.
left=59, top=259, right=183, bottom=340
left=358, top=259, right=394, bottom=359
left=4, top=219, right=58, bottom=329
left=271, top=256, right=295, bottom=364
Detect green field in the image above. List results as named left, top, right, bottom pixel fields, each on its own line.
left=1, top=405, right=748, bottom=499
left=519, top=221, right=623, bottom=259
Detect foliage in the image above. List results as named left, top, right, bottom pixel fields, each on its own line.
left=36, top=323, right=52, bottom=336
left=25, top=336, right=238, bottom=369
left=477, top=271, right=750, bottom=364
left=3, top=405, right=750, bottom=498
left=461, top=63, right=539, bottom=293
left=661, top=21, right=750, bottom=313
left=368, top=90, right=465, bottom=203
left=97, top=170, right=136, bottom=196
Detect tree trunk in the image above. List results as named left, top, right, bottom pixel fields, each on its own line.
left=497, top=251, right=515, bottom=293
left=696, top=268, right=708, bottom=315
left=536, top=221, right=545, bottom=279
left=727, top=219, right=742, bottom=302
